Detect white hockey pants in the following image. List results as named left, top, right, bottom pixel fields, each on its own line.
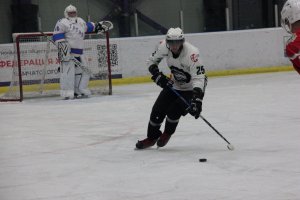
left=60, top=55, right=91, bottom=99
left=74, top=56, right=91, bottom=96
left=60, top=61, right=75, bottom=99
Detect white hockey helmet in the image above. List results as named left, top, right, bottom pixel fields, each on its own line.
left=64, top=4, right=77, bottom=19
left=166, top=27, right=185, bottom=44
left=281, top=0, right=300, bottom=33
left=166, top=28, right=185, bottom=52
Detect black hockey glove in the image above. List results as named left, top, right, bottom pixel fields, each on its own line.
left=189, top=87, right=204, bottom=119
left=149, top=64, right=172, bottom=88
left=95, top=21, right=113, bottom=33
left=95, top=22, right=105, bottom=33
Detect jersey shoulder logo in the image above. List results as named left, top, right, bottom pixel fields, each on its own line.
left=190, top=53, right=199, bottom=62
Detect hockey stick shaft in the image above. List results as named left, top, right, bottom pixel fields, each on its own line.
left=168, top=86, right=233, bottom=147
left=198, top=115, right=232, bottom=145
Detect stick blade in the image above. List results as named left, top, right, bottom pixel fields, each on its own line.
left=227, top=144, right=235, bottom=151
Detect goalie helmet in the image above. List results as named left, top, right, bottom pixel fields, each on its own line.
left=64, top=4, right=77, bottom=21
left=281, top=0, right=300, bottom=33
left=165, top=27, right=185, bottom=51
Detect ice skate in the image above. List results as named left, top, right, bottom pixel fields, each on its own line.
left=135, top=138, right=157, bottom=150
left=74, top=93, right=89, bottom=99
left=157, top=132, right=172, bottom=148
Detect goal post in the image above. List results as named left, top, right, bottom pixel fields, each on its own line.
left=0, top=31, right=112, bottom=102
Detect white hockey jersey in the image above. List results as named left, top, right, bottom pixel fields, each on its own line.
left=52, top=17, right=95, bottom=56
left=147, top=40, right=207, bottom=91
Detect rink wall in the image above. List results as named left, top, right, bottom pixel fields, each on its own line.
left=0, top=27, right=293, bottom=91
left=110, top=27, right=291, bottom=77
left=109, top=27, right=292, bottom=84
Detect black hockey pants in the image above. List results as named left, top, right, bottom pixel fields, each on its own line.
left=147, top=87, right=193, bottom=140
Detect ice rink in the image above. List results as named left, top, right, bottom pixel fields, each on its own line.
left=1, top=71, right=300, bottom=200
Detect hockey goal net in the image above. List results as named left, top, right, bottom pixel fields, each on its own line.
left=0, top=32, right=112, bottom=102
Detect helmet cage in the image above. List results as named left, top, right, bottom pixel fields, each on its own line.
left=64, top=5, right=77, bottom=20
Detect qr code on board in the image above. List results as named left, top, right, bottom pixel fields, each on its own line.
left=97, top=44, right=118, bottom=67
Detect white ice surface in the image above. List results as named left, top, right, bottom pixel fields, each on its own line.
left=0, top=72, right=300, bottom=200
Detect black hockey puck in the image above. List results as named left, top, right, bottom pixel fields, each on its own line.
left=199, top=158, right=207, bottom=162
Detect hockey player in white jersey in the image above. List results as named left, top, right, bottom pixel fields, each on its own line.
left=136, top=27, right=207, bottom=149
left=53, top=4, right=113, bottom=99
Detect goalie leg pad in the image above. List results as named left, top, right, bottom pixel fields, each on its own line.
left=74, top=73, right=91, bottom=96
left=74, top=56, right=91, bottom=96
left=60, top=61, right=75, bottom=99
left=60, top=90, right=75, bottom=100
left=78, top=73, right=91, bottom=96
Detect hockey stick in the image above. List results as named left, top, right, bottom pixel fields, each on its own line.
left=39, top=32, right=99, bottom=78
left=168, top=86, right=234, bottom=150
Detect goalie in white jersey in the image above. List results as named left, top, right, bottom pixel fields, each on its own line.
left=53, top=4, right=113, bottom=99
left=136, top=27, right=207, bottom=149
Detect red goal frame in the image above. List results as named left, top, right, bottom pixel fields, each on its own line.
left=0, top=31, right=112, bottom=102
